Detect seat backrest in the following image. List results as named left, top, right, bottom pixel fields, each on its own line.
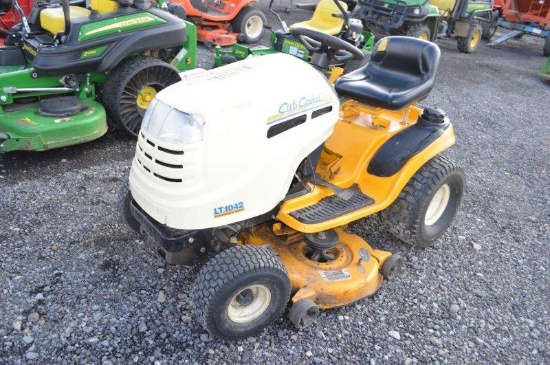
left=40, top=6, right=92, bottom=35
left=309, top=0, right=348, bottom=30
left=368, top=36, right=440, bottom=81
left=334, top=36, right=441, bottom=109
left=90, top=0, right=120, bottom=14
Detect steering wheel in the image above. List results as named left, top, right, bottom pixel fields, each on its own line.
left=289, top=27, right=365, bottom=63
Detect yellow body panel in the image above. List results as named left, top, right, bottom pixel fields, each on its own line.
left=40, top=6, right=91, bottom=35
left=241, top=225, right=392, bottom=309
left=277, top=100, right=456, bottom=233
left=290, top=0, right=348, bottom=36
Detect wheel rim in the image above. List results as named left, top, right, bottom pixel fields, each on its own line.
left=119, top=65, right=180, bottom=136
left=246, top=15, right=263, bottom=39
left=227, top=284, right=272, bottom=323
left=136, top=85, right=157, bottom=110
left=425, top=184, right=451, bottom=226
left=419, top=32, right=429, bottom=40
left=470, top=28, right=480, bottom=48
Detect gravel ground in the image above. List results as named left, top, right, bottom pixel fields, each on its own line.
left=1, top=1, right=549, bottom=364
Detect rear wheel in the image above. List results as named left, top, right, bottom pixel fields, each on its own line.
left=406, top=24, right=431, bottom=41
left=232, top=7, right=266, bottom=44
left=381, top=155, right=465, bottom=247
left=103, top=56, right=181, bottom=137
left=457, top=22, right=482, bottom=53
left=192, top=245, right=291, bottom=340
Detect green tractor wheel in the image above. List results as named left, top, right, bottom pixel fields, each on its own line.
left=103, top=56, right=181, bottom=137
left=406, top=24, right=431, bottom=41
left=457, top=22, right=482, bottom=53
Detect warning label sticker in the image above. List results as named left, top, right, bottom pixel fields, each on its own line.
left=319, top=269, right=351, bottom=282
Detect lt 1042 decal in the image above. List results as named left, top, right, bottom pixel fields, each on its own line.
left=214, top=202, right=245, bottom=218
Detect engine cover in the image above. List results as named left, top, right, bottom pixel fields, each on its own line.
left=129, top=53, right=340, bottom=230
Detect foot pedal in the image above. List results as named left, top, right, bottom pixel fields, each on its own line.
left=290, top=186, right=374, bottom=224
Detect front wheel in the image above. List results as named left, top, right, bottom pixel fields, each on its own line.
left=406, top=24, right=431, bottom=41
left=231, top=7, right=266, bottom=44
left=103, top=56, right=181, bottom=137
left=381, top=155, right=465, bottom=247
left=457, top=22, right=482, bottom=53
left=192, top=245, right=291, bottom=340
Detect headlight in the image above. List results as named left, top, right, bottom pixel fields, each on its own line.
left=141, top=99, right=204, bottom=144
left=412, top=6, right=421, bottom=15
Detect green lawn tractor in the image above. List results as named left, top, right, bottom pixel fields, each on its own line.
left=0, top=0, right=197, bottom=154
left=214, top=0, right=375, bottom=72
left=353, top=0, right=494, bottom=53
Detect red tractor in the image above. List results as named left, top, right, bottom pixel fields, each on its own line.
left=171, top=0, right=266, bottom=47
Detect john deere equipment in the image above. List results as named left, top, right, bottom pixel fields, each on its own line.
left=214, top=0, right=374, bottom=70
left=120, top=35, right=465, bottom=340
left=0, top=0, right=197, bottom=153
left=353, top=0, right=494, bottom=53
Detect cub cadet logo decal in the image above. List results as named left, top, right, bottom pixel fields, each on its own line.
left=266, top=94, right=331, bottom=126
left=279, top=94, right=323, bottom=114
left=83, top=16, right=156, bottom=36
left=214, top=202, right=245, bottom=218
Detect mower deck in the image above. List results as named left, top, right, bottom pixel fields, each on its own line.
left=241, top=224, right=392, bottom=309
left=0, top=99, right=106, bottom=152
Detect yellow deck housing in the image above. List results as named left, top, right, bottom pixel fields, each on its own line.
left=241, top=225, right=392, bottom=309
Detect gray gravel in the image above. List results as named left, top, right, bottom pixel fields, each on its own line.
left=1, top=1, right=549, bottom=364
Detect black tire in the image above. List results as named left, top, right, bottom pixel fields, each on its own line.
left=103, top=56, right=181, bottom=137
left=544, top=36, right=550, bottom=57
left=406, top=24, right=431, bottom=41
left=231, top=7, right=266, bottom=44
left=381, top=155, right=465, bottom=247
left=118, top=175, right=140, bottom=234
left=480, top=11, right=498, bottom=40
left=192, top=245, right=291, bottom=340
left=288, top=298, right=320, bottom=329
left=381, top=254, right=404, bottom=280
left=457, top=22, right=482, bottom=53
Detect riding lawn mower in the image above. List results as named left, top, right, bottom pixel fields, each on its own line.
left=0, top=0, right=197, bottom=154
left=120, top=32, right=465, bottom=340
left=213, top=0, right=375, bottom=75
left=171, top=0, right=267, bottom=47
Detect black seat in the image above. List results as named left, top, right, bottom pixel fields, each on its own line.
left=334, top=36, right=441, bottom=110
